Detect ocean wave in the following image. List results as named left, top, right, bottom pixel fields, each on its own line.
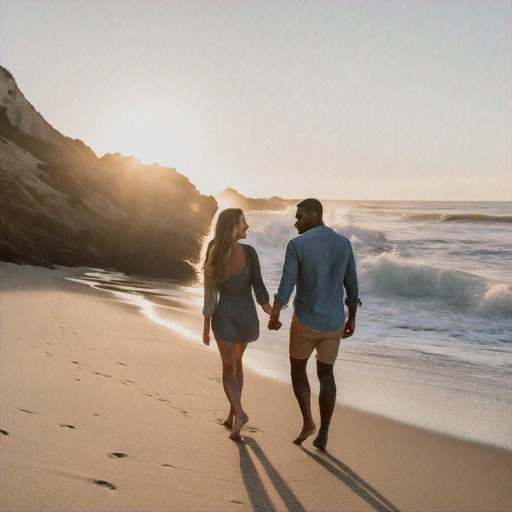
left=400, top=213, right=512, bottom=224
left=247, top=216, right=391, bottom=254
left=360, top=252, right=512, bottom=319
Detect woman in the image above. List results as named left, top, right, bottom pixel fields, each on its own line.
left=203, top=208, right=272, bottom=441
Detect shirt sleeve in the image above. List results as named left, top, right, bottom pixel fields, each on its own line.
left=248, top=246, right=270, bottom=304
left=274, top=240, right=299, bottom=306
left=202, top=273, right=218, bottom=317
left=344, top=246, right=362, bottom=308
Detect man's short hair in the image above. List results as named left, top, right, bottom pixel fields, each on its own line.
left=297, top=198, right=323, bottom=217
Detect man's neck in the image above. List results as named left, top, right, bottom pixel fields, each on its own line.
left=305, top=221, right=325, bottom=232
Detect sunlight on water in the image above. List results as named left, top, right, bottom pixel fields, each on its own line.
left=65, top=277, right=201, bottom=341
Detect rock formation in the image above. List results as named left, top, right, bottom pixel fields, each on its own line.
left=216, top=187, right=287, bottom=211
left=0, top=66, right=217, bottom=280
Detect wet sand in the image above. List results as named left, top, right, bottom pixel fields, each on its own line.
left=1, top=262, right=510, bottom=512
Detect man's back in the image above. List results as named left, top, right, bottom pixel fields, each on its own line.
left=275, top=225, right=359, bottom=332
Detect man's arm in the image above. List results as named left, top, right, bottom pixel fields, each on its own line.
left=342, top=306, right=357, bottom=338
left=342, top=247, right=361, bottom=339
left=268, top=241, right=299, bottom=330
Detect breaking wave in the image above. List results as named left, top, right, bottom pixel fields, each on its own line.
left=359, top=252, right=512, bottom=320
left=400, top=213, right=512, bottom=224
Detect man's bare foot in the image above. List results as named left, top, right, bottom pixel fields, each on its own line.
left=312, top=430, right=328, bottom=451
left=229, top=412, right=249, bottom=441
left=293, top=421, right=316, bottom=445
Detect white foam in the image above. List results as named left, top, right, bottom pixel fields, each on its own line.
left=359, top=251, right=511, bottom=319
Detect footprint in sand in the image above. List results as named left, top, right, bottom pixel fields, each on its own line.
left=209, top=377, right=221, bottom=383
left=93, top=372, right=112, bottom=379
left=108, top=452, right=128, bottom=459
left=59, top=424, right=75, bottom=429
left=19, top=409, right=35, bottom=415
left=117, top=362, right=128, bottom=366
left=93, top=480, right=117, bottom=490
left=108, top=452, right=156, bottom=466
left=1, top=430, right=9, bottom=436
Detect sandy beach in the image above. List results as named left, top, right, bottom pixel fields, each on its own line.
left=1, top=262, right=510, bottom=512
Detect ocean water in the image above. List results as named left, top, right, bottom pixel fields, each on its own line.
left=68, top=201, right=512, bottom=450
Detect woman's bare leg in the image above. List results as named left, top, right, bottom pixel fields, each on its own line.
left=216, top=340, right=249, bottom=440
left=224, top=342, right=248, bottom=429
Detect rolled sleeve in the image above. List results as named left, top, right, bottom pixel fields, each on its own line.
left=274, top=240, right=299, bottom=306
left=344, top=250, right=361, bottom=308
left=249, top=246, right=270, bottom=304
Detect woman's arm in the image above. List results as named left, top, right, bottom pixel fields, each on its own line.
left=260, top=302, right=272, bottom=315
left=203, top=316, right=211, bottom=345
left=249, top=246, right=270, bottom=306
left=202, top=270, right=217, bottom=346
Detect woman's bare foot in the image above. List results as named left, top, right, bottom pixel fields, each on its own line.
left=229, top=412, right=249, bottom=441
left=312, top=430, right=328, bottom=451
left=223, top=409, right=234, bottom=429
left=293, top=421, right=317, bottom=445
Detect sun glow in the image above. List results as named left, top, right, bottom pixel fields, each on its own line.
left=103, top=100, right=205, bottom=175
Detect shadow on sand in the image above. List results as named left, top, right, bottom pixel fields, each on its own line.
left=238, top=437, right=306, bottom=512
left=301, top=447, right=400, bottom=512
left=237, top=437, right=400, bottom=512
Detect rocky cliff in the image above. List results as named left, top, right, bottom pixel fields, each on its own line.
left=0, top=66, right=217, bottom=280
left=216, top=187, right=287, bottom=211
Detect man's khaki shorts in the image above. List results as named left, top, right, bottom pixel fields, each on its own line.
left=289, top=315, right=344, bottom=365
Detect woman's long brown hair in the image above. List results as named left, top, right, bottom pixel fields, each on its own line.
left=203, top=208, right=243, bottom=287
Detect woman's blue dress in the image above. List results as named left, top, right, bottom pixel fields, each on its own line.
left=203, top=244, right=269, bottom=344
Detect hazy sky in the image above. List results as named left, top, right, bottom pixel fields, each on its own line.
left=1, top=1, right=510, bottom=200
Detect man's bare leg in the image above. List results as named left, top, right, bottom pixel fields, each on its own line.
left=216, top=340, right=249, bottom=441
left=313, top=360, right=336, bottom=451
left=224, top=343, right=247, bottom=429
left=290, top=356, right=316, bottom=445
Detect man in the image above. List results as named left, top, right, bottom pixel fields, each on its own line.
left=268, top=198, right=361, bottom=451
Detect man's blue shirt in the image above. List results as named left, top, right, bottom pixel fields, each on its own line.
left=275, top=225, right=360, bottom=332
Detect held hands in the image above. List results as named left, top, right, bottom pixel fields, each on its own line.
left=262, top=302, right=282, bottom=330
left=268, top=318, right=282, bottom=331
left=267, top=313, right=282, bottom=331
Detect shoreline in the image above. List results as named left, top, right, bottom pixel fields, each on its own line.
left=1, top=262, right=511, bottom=512
left=64, top=266, right=512, bottom=452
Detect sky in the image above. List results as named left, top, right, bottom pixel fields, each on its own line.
left=1, top=0, right=510, bottom=201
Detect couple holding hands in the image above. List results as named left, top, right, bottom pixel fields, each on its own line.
left=202, top=198, right=361, bottom=450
